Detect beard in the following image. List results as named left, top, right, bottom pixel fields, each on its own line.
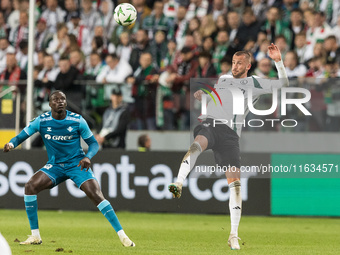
left=232, top=69, right=247, bottom=78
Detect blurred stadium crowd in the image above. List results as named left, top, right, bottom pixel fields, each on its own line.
left=0, top=0, right=340, bottom=133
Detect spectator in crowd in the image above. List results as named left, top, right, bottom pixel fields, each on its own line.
left=305, top=56, right=324, bottom=78
left=1, top=0, right=13, bottom=24
left=129, top=29, right=151, bottom=71
left=84, top=52, right=104, bottom=79
left=95, top=88, right=130, bottom=149
left=7, top=0, right=19, bottom=31
left=16, top=40, right=28, bottom=71
left=0, top=48, right=27, bottom=98
left=137, top=134, right=151, bottom=151
left=35, top=18, right=53, bottom=52
left=40, top=0, right=66, bottom=33
left=294, top=32, right=310, bottom=64
left=288, top=8, right=307, bottom=50
left=274, top=35, right=289, bottom=59
left=80, top=0, right=102, bottom=33
left=211, top=0, right=226, bottom=21
left=255, top=39, right=270, bottom=61
left=167, top=46, right=199, bottom=129
left=284, top=50, right=307, bottom=78
left=219, top=55, right=232, bottom=76
left=54, top=56, right=82, bottom=112
left=280, top=0, right=299, bottom=26
left=99, top=0, right=116, bottom=38
left=0, top=11, right=10, bottom=39
left=93, top=25, right=109, bottom=50
left=196, top=51, right=217, bottom=78
left=201, top=36, right=214, bottom=54
left=186, top=0, right=209, bottom=21
left=322, top=59, right=340, bottom=131
left=261, top=6, right=292, bottom=46
left=67, top=11, right=92, bottom=56
left=313, top=41, right=327, bottom=60
left=128, top=52, right=158, bottom=130
left=228, top=0, right=246, bottom=16
left=69, top=49, right=85, bottom=74
left=160, top=39, right=176, bottom=70
left=227, top=11, right=240, bottom=43
left=34, top=54, right=59, bottom=111
left=253, top=57, right=277, bottom=78
left=199, top=15, right=216, bottom=39
left=212, top=30, right=229, bottom=73
left=63, top=33, right=81, bottom=57
left=187, top=17, right=200, bottom=36
left=64, top=0, right=78, bottom=22
left=236, top=8, right=261, bottom=50
left=250, top=0, right=267, bottom=23
left=91, top=36, right=107, bottom=58
left=143, top=0, right=172, bottom=39
left=306, top=11, right=333, bottom=49
left=9, top=11, right=29, bottom=50
left=35, top=50, right=46, bottom=70
left=163, top=0, right=179, bottom=21
left=46, top=23, right=68, bottom=62
left=132, top=0, right=152, bottom=30
left=333, top=17, right=340, bottom=45
left=216, top=14, right=228, bottom=33
left=110, top=32, right=132, bottom=63
left=96, top=53, right=133, bottom=99
left=0, top=37, right=15, bottom=73
left=150, top=30, right=167, bottom=69
left=319, top=0, right=340, bottom=27
left=323, top=35, right=340, bottom=63
left=171, top=5, right=188, bottom=50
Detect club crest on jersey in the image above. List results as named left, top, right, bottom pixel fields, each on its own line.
left=240, top=80, right=248, bottom=85
left=67, top=126, right=73, bottom=132
left=47, top=127, right=52, bottom=132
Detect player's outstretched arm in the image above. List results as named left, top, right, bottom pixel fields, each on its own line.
left=3, top=125, right=36, bottom=152
left=268, top=43, right=289, bottom=87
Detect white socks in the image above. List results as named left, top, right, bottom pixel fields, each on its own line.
left=31, top=229, right=40, bottom=238
left=176, top=142, right=202, bottom=184
left=229, top=180, right=242, bottom=236
left=117, top=230, right=127, bottom=239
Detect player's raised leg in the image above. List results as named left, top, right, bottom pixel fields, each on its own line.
left=168, top=135, right=208, bottom=198
left=226, top=171, right=242, bottom=250
left=80, top=179, right=135, bottom=247
left=20, top=171, right=53, bottom=245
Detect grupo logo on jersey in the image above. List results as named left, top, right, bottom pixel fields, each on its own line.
left=44, top=134, right=73, bottom=141
left=196, top=79, right=312, bottom=129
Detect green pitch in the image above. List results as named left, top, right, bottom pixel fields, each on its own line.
left=1, top=209, right=339, bottom=255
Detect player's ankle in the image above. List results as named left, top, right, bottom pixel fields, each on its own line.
left=31, top=229, right=40, bottom=238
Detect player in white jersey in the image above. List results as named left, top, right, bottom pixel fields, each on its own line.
left=168, top=44, right=288, bottom=250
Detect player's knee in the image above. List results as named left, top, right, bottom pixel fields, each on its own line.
left=24, top=180, right=38, bottom=195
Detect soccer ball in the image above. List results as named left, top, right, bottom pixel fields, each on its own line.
left=113, top=3, right=137, bottom=26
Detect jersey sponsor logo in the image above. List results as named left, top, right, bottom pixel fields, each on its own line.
left=43, top=164, right=53, bottom=169
left=47, top=127, right=52, bottom=132
left=44, top=134, right=73, bottom=141
left=67, top=126, right=73, bottom=132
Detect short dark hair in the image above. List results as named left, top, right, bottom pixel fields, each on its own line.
left=291, top=8, right=303, bottom=15
left=233, top=51, right=252, bottom=62
left=198, top=51, right=212, bottom=60
left=49, top=90, right=65, bottom=101
left=138, top=134, right=149, bottom=147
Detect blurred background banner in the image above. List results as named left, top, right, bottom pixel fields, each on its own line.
left=0, top=150, right=270, bottom=215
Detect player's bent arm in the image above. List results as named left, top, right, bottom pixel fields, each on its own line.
left=79, top=117, right=99, bottom=159
left=275, top=60, right=289, bottom=88
left=84, top=136, right=99, bottom=159
left=6, top=116, right=40, bottom=149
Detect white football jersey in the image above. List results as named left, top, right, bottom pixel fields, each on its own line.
left=201, top=74, right=286, bottom=137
